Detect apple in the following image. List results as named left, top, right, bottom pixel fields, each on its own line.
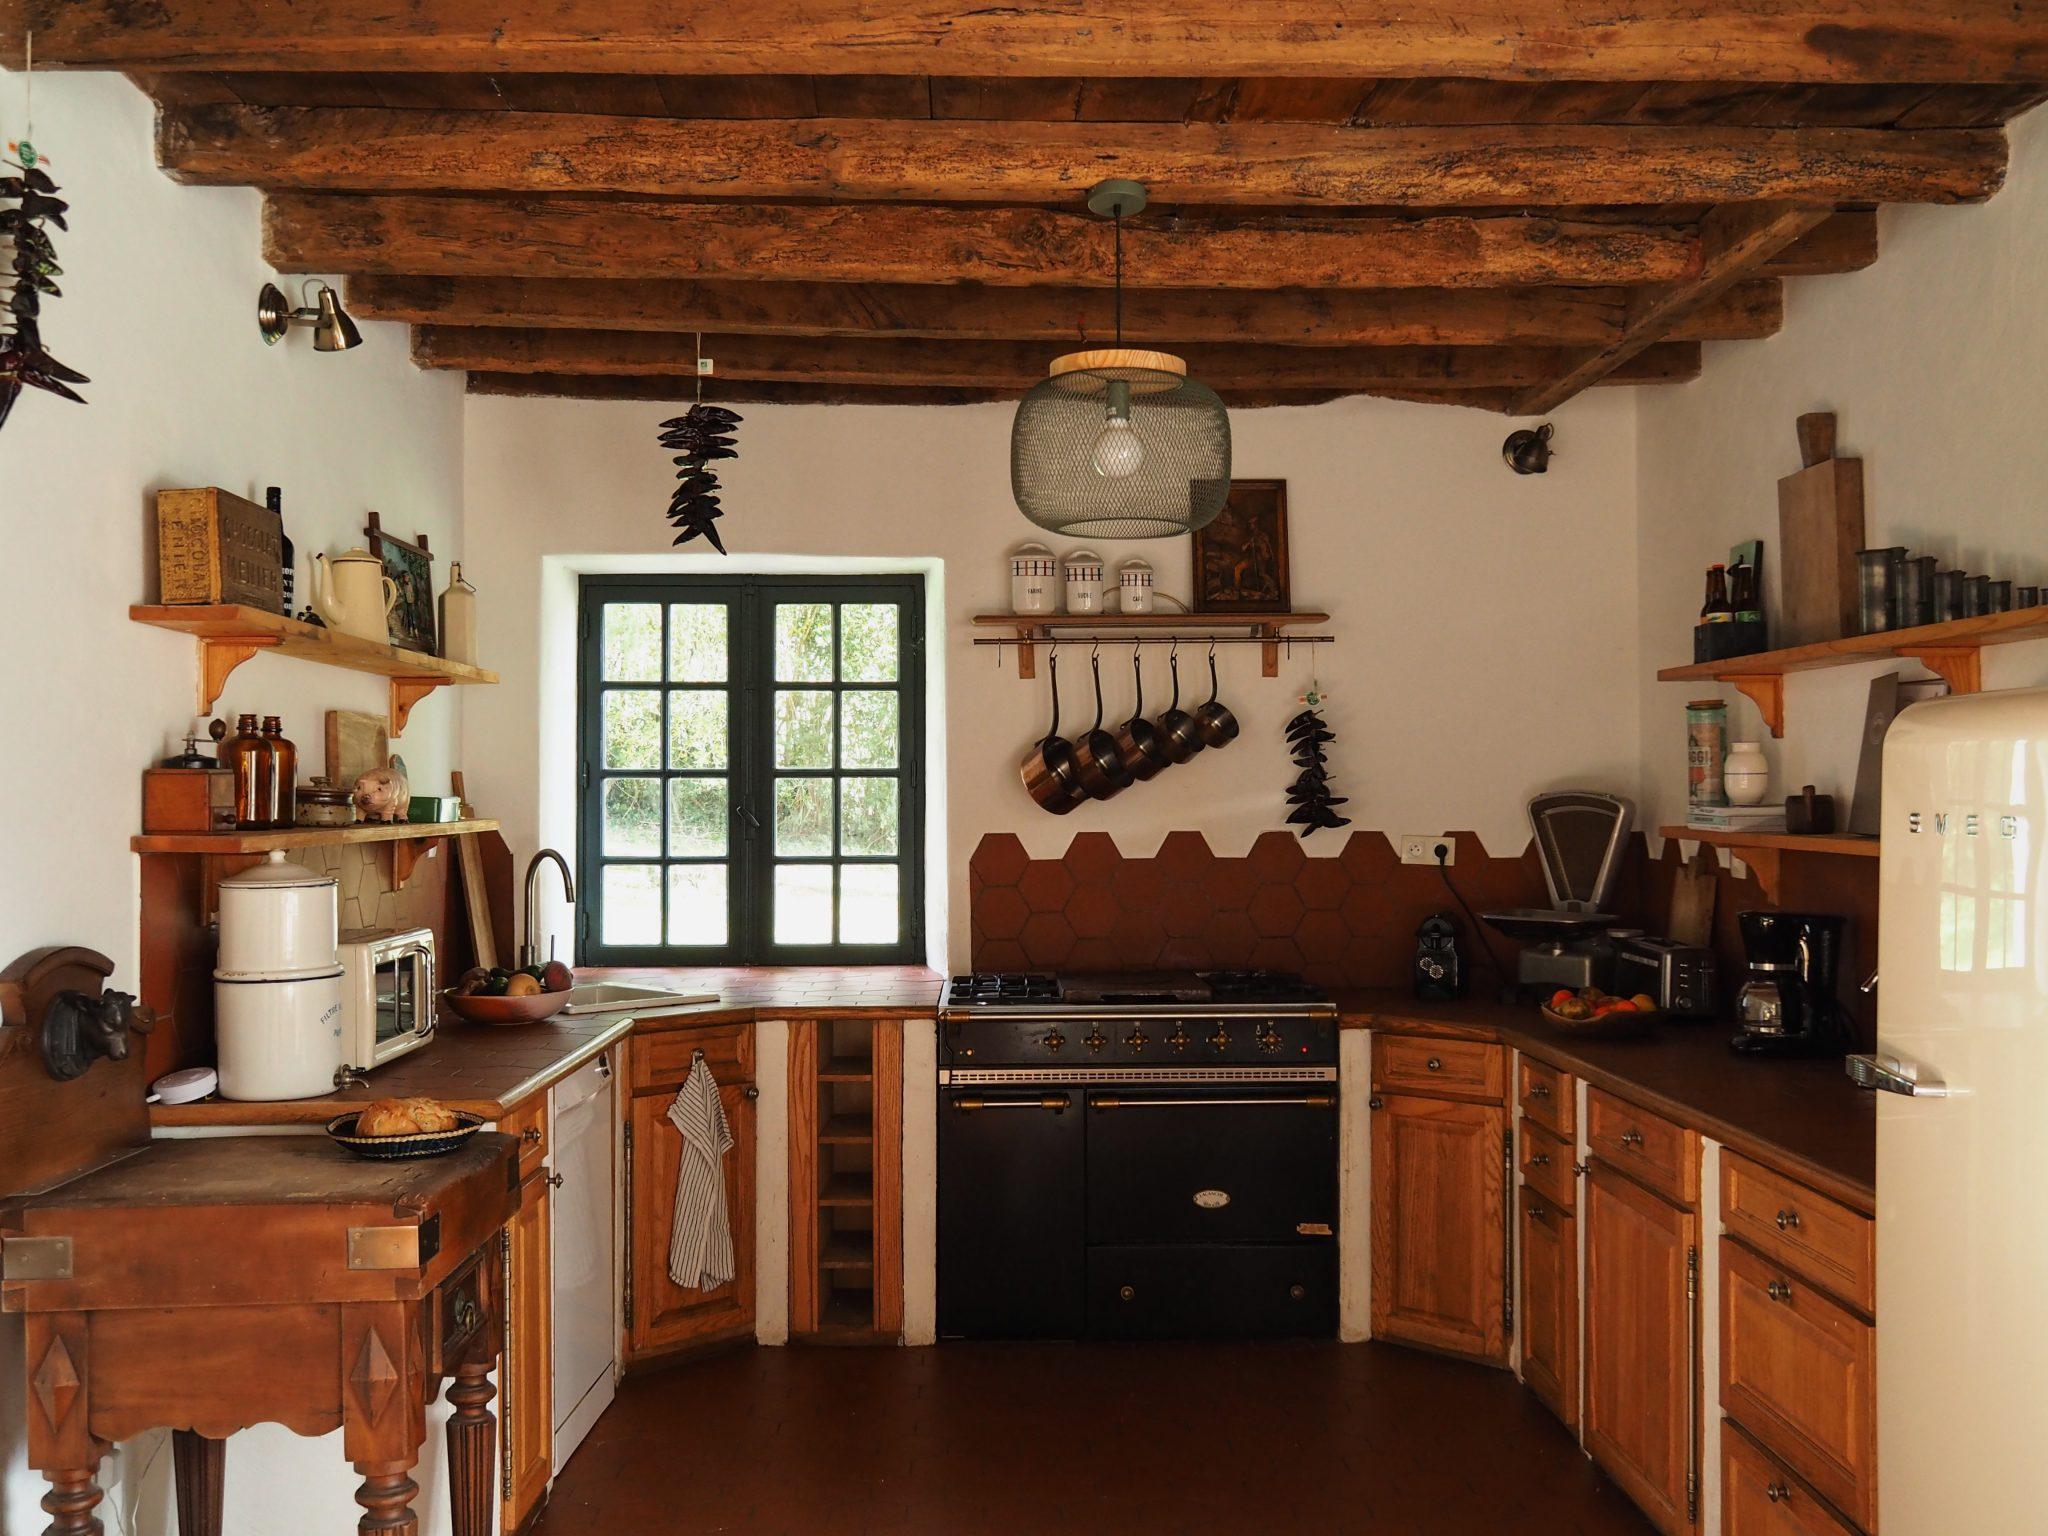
left=541, top=960, right=574, bottom=993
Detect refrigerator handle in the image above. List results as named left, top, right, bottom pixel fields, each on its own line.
left=1846, top=1052, right=1948, bottom=1098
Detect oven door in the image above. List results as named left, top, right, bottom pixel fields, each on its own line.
left=938, top=1088, right=1084, bottom=1340
left=368, top=937, right=436, bottom=1065
left=1085, top=1087, right=1338, bottom=1245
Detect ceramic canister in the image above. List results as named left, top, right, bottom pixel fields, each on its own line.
left=1117, top=558, right=1156, bottom=615
left=216, top=848, right=340, bottom=978
left=213, top=968, right=346, bottom=1101
left=1062, top=550, right=1106, bottom=615
left=1009, top=542, right=1059, bottom=614
left=1724, top=741, right=1771, bottom=807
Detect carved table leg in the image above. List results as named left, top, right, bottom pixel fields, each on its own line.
left=352, top=1460, right=421, bottom=1536
left=445, top=1357, right=499, bottom=1536
left=172, top=1431, right=226, bottom=1536
left=40, top=1468, right=104, bottom=1536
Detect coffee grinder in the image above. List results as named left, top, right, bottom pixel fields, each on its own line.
left=1731, top=910, right=1848, bottom=1056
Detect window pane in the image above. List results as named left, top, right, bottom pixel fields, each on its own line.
left=775, top=690, right=833, bottom=768
left=668, top=778, right=728, bottom=857
left=776, top=603, right=834, bottom=682
left=840, top=603, right=899, bottom=682
left=775, top=778, right=833, bottom=856
left=840, top=691, right=899, bottom=769
left=602, top=604, right=661, bottom=682
left=668, top=603, right=727, bottom=682
left=840, top=777, right=898, bottom=856
left=666, top=865, right=729, bottom=947
left=774, top=864, right=833, bottom=945
left=840, top=865, right=900, bottom=944
left=601, top=865, right=662, bottom=946
left=667, top=691, right=728, bottom=770
left=602, top=777, right=662, bottom=856
left=602, top=690, right=661, bottom=770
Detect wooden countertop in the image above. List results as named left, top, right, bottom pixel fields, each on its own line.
left=1338, top=989, right=1875, bottom=1213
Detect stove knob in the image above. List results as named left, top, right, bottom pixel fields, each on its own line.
left=1043, top=1028, right=1066, bottom=1053
left=1084, top=1027, right=1109, bottom=1053
left=1167, top=1024, right=1191, bottom=1053
left=1255, top=1022, right=1283, bottom=1054
left=1207, top=1024, right=1230, bottom=1051
left=1124, top=1027, right=1150, bottom=1050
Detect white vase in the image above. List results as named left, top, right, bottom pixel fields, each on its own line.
left=1724, top=741, right=1771, bottom=806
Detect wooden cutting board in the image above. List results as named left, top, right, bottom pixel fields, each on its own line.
left=1667, top=843, right=1719, bottom=951
left=1776, top=412, right=1864, bottom=647
left=324, top=709, right=387, bottom=786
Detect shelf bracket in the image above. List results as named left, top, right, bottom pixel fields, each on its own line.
left=1896, top=644, right=1982, bottom=696
left=1736, top=845, right=1783, bottom=903
left=389, top=677, right=446, bottom=736
left=1259, top=625, right=1280, bottom=678
left=383, top=834, right=442, bottom=891
left=197, top=636, right=281, bottom=713
left=1721, top=674, right=1785, bottom=738
left=1014, top=632, right=1036, bottom=680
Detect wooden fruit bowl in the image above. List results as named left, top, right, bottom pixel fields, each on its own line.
left=1538, top=1002, right=1661, bottom=1038
left=441, top=988, right=569, bottom=1026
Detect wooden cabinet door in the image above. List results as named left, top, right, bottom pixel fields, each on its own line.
left=1370, top=1093, right=1508, bottom=1363
left=626, top=1079, right=757, bottom=1362
left=503, top=1169, right=552, bottom=1534
left=1723, top=1422, right=1859, bottom=1536
left=1584, top=1164, right=1699, bottom=1536
left=1519, top=1187, right=1578, bottom=1429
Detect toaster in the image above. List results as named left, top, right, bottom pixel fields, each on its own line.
left=1612, top=935, right=1716, bottom=1018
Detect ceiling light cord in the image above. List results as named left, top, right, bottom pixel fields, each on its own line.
left=1113, top=205, right=1124, bottom=346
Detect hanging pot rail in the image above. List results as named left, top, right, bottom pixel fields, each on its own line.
left=970, top=611, right=1331, bottom=679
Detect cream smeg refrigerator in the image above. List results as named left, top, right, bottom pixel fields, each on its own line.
left=1860, top=686, right=2048, bottom=1534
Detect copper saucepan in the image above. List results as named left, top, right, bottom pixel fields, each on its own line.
left=1019, top=649, right=1085, bottom=814
left=1070, top=648, right=1135, bottom=801
left=1156, top=646, right=1208, bottom=764
left=1113, top=647, right=1174, bottom=782
left=1192, top=644, right=1240, bottom=747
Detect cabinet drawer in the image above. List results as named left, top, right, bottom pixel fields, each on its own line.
left=1722, top=1151, right=1874, bottom=1314
left=1373, top=1035, right=1504, bottom=1103
left=498, top=1095, right=548, bottom=1181
left=633, top=1022, right=754, bottom=1094
left=1586, top=1088, right=1697, bottom=1207
left=1520, top=1119, right=1576, bottom=1210
left=1723, top=1422, right=1859, bottom=1536
left=1721, top=1238, right=1876, bottom=1531
left=1517, top=1055, right=1575, bottom=1137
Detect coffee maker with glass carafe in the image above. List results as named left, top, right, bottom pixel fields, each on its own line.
left=1732, top=909, right=1849, bottom=1056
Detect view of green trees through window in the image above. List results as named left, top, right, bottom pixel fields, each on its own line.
left=577, top=576, right=923, bottom=964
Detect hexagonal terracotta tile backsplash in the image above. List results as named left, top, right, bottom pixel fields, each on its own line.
left=970, top=830, right=1552, bottom=989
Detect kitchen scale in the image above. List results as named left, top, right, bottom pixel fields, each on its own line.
left=1483, top=791, right=1635, bottom=996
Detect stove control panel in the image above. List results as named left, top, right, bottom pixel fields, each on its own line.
left=943, top=1012, right=1337, bottom=1068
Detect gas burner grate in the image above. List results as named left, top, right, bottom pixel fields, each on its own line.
left=947, top=972, right=1062, bottom=1005
left=1197, top=969, right=1327, bottom=1004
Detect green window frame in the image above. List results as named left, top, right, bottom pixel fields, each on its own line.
left=576, top=574, right=926, bottom=966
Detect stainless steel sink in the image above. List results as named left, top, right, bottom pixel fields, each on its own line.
left=559, top=982, right=718, bottom=1017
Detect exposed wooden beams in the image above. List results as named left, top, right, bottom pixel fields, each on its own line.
left=163, top=108, right=2007, bottom=206
left=408, top=326, right=1700, bottom=391
left=1758, top=211, right=1878, bottom=274
left=266, top=194, right=1701, bottom=289
left=348, top=274, right=1782, bottom=348
left=16, top=1, right=2048, bottom=84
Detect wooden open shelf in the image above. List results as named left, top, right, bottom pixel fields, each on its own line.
left=132, top=818, right=500, bottom=889
left=132, top=604, right=499, bottom=735
left=788, top=1017, right=903, bottom=1344
left=1656, top=605, right=2048, bottom=737
left=972, top=610, right=1331, bottom=679
left=1660, top=825, right=1879, bottom=902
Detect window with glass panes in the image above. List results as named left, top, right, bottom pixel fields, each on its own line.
left=577, top=576, right=924, bottom=965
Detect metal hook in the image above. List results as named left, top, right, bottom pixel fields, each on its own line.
left=1207, top=638, right=1218, bottom=661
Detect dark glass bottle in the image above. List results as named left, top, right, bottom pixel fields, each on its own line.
left=226, top=713, right=274, bottom=829
left=267, top=486, right=295, bottom=618
left=1700, top=564, right=1733, bottom=623
left=262, top=716, right=298, bottom=828
left=1728, top=561, right=1758, bottom=620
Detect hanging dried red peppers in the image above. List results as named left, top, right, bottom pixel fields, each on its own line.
left=0, top=138, right=88, bottom=435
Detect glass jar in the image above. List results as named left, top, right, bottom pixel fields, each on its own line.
left=1723, top=740, right=1770, bottom=806
left=1062, top=550, right=1105, bottom=615
left=1686, top=700, right=1729, bottom=810
left=1008, top=542, right=1058, bottom=614
left=225, top=713, right=273, bottom=830
left=296, top=776, right=356, bottom=828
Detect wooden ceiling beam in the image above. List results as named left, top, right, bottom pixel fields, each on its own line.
left=16, top=1, right=2048, bottom=84
left=266, top=194, right=1700, bottom=289
left=1512, top=202, right=1830, bottom=413
left=347, top=273, right=1781, bottom=347
left=162, top=107, right=2006, bottom=206
left=1759, top=210, right=1877, bottom=273
left=409, top=325, right=1701, bottom=389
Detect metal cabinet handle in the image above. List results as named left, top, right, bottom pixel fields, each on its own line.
left=1425, top=1057, right=1443, bottom=1071
left=546, top=1171, right=565, bottom=1189
left=1530, top=1152, right=1550, bottom=1167
left=1528, top=1202, right=1549, bottom=1222
left=1767, top=1279, right=1793, bottom=1303
left=1766, top=1483, right=1791, bottom=1504
left=1529, top=1082, right=1550, bottom=1099
left=742, top=1084, right=760, bottom=1101
left=595, top=1055, right=612, bottom=1080
left=1571, top=1162, right=1589, bottom=1177
left=1620, top=1129, right=1644, bottom=1147
left=1846, top=1052, right=1948, bottom=1098
left=954, top=1094, right=1070, bottom=1113
left=521, top=1126, right=543, bottom=1144
left=1368, top=1096, right=1384, bottom=1110
left=1775, top=1209, right=1802, bottom=1231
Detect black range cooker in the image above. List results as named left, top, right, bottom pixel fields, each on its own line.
left=938, top=970, right=1339, bottom=1341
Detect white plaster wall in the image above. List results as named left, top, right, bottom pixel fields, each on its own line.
left=1636, top=105, right=2048, bottom=834
left=463, top=389, right=1643, bottom=971
left=0, top=69, right=466, bottom=1536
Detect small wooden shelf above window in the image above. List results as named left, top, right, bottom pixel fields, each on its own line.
left=1659, top=825, right=1877, bottom=902
left=132, top=818, right=500, bottom=889
left=971, top=611, right=1331, bottom=679
left=1656, top=606, right=2048, bottom=737
left=131, top=604, right=499, bottom=735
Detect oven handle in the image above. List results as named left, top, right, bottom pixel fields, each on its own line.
left=951, top=1093, right=1072, bottom=1113
left=1090, top=1093, right=1337, bottom=1110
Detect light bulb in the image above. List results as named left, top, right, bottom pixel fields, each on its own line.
left=1091, top=414, right=1146, bottom=479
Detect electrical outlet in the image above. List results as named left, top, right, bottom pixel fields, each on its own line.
left=1400, top=834, right=1456, bottom=866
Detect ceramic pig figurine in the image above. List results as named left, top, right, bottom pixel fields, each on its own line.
left=353, top=754, right=411, bottom=823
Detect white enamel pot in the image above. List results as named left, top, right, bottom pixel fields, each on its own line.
left=217, top=849, right=340, bottom=979
left=213, top=968, right=346, bottom=1101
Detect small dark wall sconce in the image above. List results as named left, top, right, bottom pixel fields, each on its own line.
left=257, top=278, right=364, bottom=352
left=1503, top=422, right=1555, bottom=474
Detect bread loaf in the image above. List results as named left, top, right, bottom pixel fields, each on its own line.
left=354, top=1099, right=419, bottom=1136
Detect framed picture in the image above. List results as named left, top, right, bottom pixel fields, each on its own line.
left=1192, top=479, right=1290, bottom=612
left=366, top=512, right=437, bottom=654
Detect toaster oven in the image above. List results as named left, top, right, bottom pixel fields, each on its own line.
left=337, top=926, right=437, bottom=1071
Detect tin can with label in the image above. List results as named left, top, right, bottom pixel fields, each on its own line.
left=1687, top=699, right=1729, bottom=810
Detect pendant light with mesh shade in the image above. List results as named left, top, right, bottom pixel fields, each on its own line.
left=1011, top=180, right=1231, bottom=540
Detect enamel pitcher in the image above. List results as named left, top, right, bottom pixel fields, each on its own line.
left=309, top=548, right=397, bottom=643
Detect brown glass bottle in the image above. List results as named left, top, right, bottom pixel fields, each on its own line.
left=226, top=713, right=274, bottom=829
left=262, top=716, right=298, bottom=828
left=1700, top=563, right=1734, bottom=623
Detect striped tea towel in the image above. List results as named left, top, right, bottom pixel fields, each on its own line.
left=666, top=1055, right=737, bottom=1291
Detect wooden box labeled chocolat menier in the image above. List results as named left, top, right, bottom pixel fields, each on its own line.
left=156, top=486, right=284, bottom=610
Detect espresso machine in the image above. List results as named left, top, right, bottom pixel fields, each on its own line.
left=1731, top=910, right=1848, bottom=1056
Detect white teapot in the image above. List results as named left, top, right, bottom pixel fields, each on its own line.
left=309, top=548, right=397, bottom=643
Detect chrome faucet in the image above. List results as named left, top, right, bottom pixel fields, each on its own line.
left=521, top=849, right=575, bottom=969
